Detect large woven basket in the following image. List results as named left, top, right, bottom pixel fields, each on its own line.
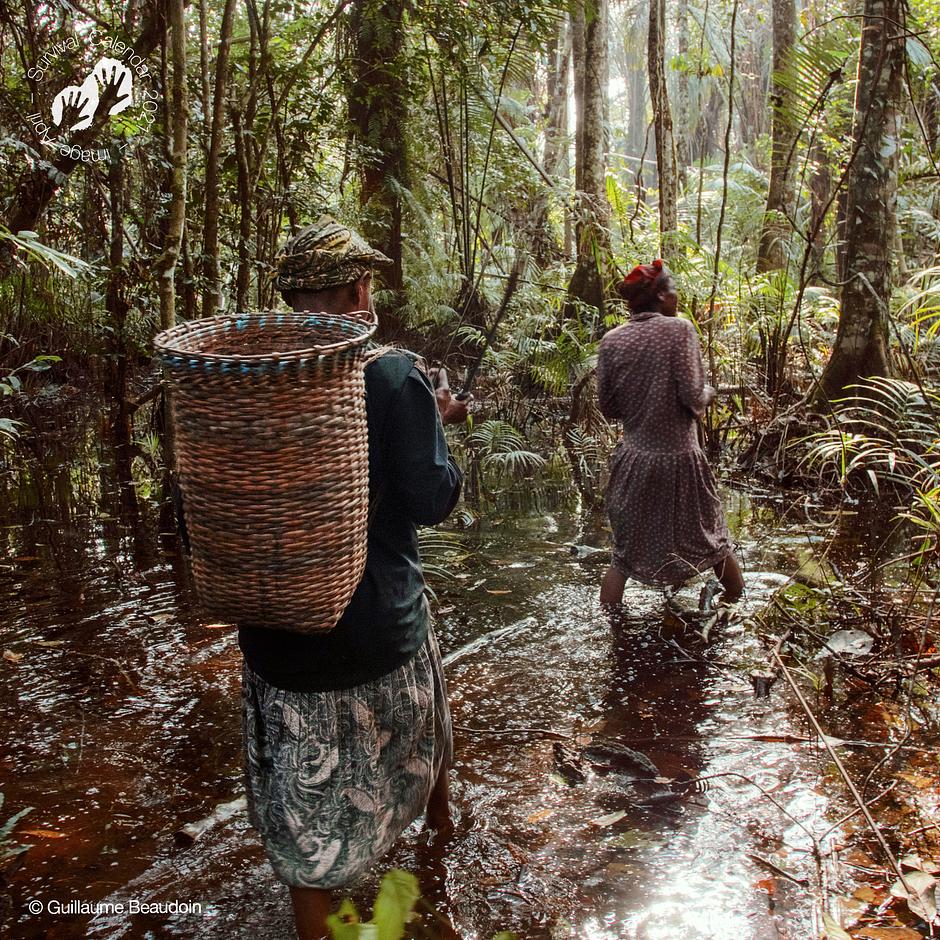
left=154, top=310, right=377, bottom=633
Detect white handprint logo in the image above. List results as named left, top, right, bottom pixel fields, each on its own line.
left=51, top=57, right=132, bottom=132
left=51, top=72, right=99, bottom=131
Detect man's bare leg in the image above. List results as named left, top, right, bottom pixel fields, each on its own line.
left=289, top=887, right=332, bottom=940
left=714, top=553, right=744, bottom=602
left=600, top=566, right=627, bottom=607
left=427, top=762, right=451, bottom=833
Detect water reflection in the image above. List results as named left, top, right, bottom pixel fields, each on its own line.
left=1, top=401, right=836, bottom=939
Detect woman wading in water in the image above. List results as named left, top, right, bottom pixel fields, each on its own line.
left=597, top=260, right=744, bottom=606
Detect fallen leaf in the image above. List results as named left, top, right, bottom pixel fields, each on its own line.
left=34, top=640, right=65, bottom=648
left=815, top=629, right=874, bottom=659
left=589, top=811, right=627, bottom=828
left=3, top=649, right=23, bottom=664
left=853, top=885, right=884, bottom=904
left=525, top=809, right=553, bottom=824
left=890, top=868, right=937, bottom=923
left=202, top=623, right=232, bottom=630
left=897, top=772, right=935, bottom=790
left=611, top=831, right=658, bottom=850
left=19, top=829, right=66, bottom=839
left=755, top=877, right=776, bottom=896
left=822, top=910, right=852, bottom=940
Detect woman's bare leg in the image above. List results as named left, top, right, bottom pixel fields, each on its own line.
left=427, top=762, right=451, bottom=832
left=713, top=554, right=744, bottom=601
left=600, top=566, right=627, bottom=606
left=289, top=887, right=332, bottom=940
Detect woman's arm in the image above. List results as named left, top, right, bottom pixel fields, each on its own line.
left=674, top=320, right=712, bottom=418
left=596, top=333, right=622, bottom=419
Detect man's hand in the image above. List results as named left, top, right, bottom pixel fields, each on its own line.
left=436, top=388, right=470, bottom=425
left=430, top=366, right=470, bottom=425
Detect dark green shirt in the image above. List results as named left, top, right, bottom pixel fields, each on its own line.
left=237, top=351, right=462, bottom=691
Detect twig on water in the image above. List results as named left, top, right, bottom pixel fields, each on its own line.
left=454, top=723, right=570, bottom=742
left=771, top=646, right=919, bottom=902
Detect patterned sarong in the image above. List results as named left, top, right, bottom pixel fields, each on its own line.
left=242, top=629, right=452, bottom=888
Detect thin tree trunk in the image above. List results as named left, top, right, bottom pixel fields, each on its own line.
left=531, top=22, right=570, bottom=265
left=674, top=0, right=691, bottom=187
left=200, top=0, right=237, bottom=318
left=627, top=66, right=647, bottom=159
left=757, top=0, right=797, bottom=272
left=156, top=0, right=187, bottom=330
left=348, top=0, right=409, bottom=336
left=808, top=140, right=831, bottom=277
left=198, top=0, right=210, bottom=128
left=818, top=0, right=904, bottom=399
left=648, top=0, right=678, bottom=248
left=571, top=5, right=586, bottom=195
left=232, top=103, right=252, bottom=312
left=566, top=0, right=610, bottom=320
left=107, top=146, right=130, bottom=419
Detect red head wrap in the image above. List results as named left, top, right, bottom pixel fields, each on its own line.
left=621, top=259, right=664, bottom=290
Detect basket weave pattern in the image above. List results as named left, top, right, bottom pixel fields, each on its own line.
left=155, top=310, right=377, bottom=633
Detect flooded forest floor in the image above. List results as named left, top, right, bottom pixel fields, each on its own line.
left=3, top=395, right=940, bottom=940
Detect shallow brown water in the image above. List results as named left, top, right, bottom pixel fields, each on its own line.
left=0, top=399, right=929, bottom=939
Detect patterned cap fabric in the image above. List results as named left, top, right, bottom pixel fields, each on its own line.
left=274, top=216, right=392, bottom=292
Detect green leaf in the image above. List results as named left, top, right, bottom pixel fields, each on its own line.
left=0, top=418, right=22, bottom=438
left=370, top=869, right=420, bottom=940
left=327, top=899, right=361, bottom=940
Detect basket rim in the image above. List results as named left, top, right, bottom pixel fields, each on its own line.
left=154, top=309, right=377, bottom=364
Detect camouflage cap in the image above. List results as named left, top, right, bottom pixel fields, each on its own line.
left=274, top=216, right=392, bottom=293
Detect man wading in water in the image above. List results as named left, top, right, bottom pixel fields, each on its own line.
left=238, top=218, right=467, bottom=939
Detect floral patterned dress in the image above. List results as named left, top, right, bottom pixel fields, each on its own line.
left=242, top=629, right=451, bottom=889
left=597, top=311, right=733, bottom=586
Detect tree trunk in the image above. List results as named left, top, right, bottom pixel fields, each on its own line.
left=808, top=140, right=831, bottom=277
left=756, top=0, right=797, bottom=272
left=566, top=0, right=610, bottom=321
left=200, top=0, right=237, bottom=318
left=627, top=65, right=647, bottom=159
left=531, top=22, right=570, bottom=266
left=817, top=0, right=904, bottom=400
left=571, top=5, right=586, bottom=195
left=648, top=0, right=678, bottom=249
left=348, top=0, right=409, bottom=337
left=232, top=103, right=252, bottom=313
left=156, top=0, right=187, bottom=330
left=106, top=146, right=131, bottom=421
left=674, top=0, right=691, bottom=186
